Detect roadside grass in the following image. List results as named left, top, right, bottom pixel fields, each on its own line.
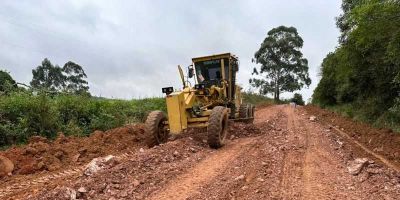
left=242, top=92, right=274, bottom=107
left=324, top=103, right=400, bottom=133
left=0, top=91, right=166, bottom=147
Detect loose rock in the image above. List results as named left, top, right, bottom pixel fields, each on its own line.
left=347, top=158, right=369, bottom=175
left=84, top=155, right=117, bottom=176
left=133, top=179, right=140, bottom=187
left=77, top=187, right=87, bottom=193
left=235, top=175, right=245, bottom=181
left=0, top=155, right=14, bottom=177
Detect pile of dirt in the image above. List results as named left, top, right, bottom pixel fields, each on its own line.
left=0, top=124, right=146, bottom=176
left=304, top=105, right=400, bottom=165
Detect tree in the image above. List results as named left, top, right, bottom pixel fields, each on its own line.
left=30, top=58, right=65, bottom=92
left=62, top=61, right=89, bottom=95
left=30, top=59, right=90, bottom=95
left=336, top=0, right=364, bottom=43
left=0, top=70, right=17, bottom=93
left=250, top=26, right=311, bottom=101
left=291, top=93, right=305, bottom=106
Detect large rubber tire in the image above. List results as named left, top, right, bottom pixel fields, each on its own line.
left=207, top=106, right=228, bottom=149
left=239, top=104, right=249, bottom=119
left=248, top=104, right=255, bottom=123
left=145, top=111, right=169, bottom=147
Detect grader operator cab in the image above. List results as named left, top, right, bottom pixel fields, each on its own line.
left=145, top=53, right=255, bottom=149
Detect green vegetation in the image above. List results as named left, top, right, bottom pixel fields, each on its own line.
left=312, top=0, right=400, bottom=132
left=0, top=90, right=165, bottom=147
left=250, top=26, right=311, bottom=102
left=290, top=93, right=305, bottom=106
left=0, top=70, right=17, bottom=94
left=2, top=58, right=167, bottom=147
left=242, top=92, right=274, bottom=106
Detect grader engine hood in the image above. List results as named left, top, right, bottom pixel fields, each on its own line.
left=164, top=88, right=197, bottom=135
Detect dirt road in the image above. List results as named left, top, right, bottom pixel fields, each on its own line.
left=1, top=105, right=400, bottom=199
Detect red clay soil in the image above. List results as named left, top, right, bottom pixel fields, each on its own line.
left=28, top=117, right=275, bottom=200
left=28, top=105, right=400, bottom=200
left=0, top=124, right=146, bottom=177
left=304, top=105, right=400, bottom=165
left=2, top=105, right=400, bottom=199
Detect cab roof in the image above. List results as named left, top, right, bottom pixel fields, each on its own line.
left=192, top=53, right=238, bottom=63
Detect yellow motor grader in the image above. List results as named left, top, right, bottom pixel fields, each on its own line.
left=145, top=53, right=254, bottom=149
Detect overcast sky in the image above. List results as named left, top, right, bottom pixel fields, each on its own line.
left=0, top=0, right=342, bottom=100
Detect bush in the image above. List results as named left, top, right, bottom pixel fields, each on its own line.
left=0, top=91, right=166, bottom=147
left=242, top=92, right=274, bottom=106
left=291, top=93, right=305, bottom=106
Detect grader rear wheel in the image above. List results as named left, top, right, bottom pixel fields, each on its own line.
left=239, top=104, right=249, bottom=119
left=145, top=111, right=169, bottom=147
left=207, top=106, right=228, bottom=149
left=248, top=104, right=255, bottom=123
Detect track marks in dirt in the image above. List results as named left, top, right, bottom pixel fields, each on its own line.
left=148, top=138, right=255, bottom=200
left=294, top=108, right=358, bottom=199
left=185, top=106, right=289, bottom=199
left=279, top=106, right=306, bottom=199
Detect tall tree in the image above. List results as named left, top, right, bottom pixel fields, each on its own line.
left=30, top=58, right=65, bottom=92
left=336, top=0, right=364, bottom=43
left=0, top=70, right=17, bottom=93
left=250, top=26, right=311, bottom=101
left=62, top=61, right=89, bottom=95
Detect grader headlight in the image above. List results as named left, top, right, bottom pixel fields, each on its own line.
left=194, top=84, right=205, bottom=90
left=162, top=87, right=174, bottom=95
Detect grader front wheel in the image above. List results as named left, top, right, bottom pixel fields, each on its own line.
left=145, top=111, right=169, bottom=147
left=207, top=106, right=229, bottom=149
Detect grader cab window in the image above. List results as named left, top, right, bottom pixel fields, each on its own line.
left=194, top=59, right=229, bottom=85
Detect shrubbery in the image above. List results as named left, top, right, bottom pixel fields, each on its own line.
left=242, top=92, right=274, bottom=106
left=291, top=93, right=305, bottom=106
left=312, top=0, right=400, bottom=132
left=0, top=91, right=165, bottom=147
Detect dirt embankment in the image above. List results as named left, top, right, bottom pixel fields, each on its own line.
left=304, top=105, right=400, bottom=166
left=0, top=124, right=146, bottom=177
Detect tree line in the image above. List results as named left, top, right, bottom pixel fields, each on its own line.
left=1, top=58, right=89, bottom=96
left=313, top=0, right=400, bottom=130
